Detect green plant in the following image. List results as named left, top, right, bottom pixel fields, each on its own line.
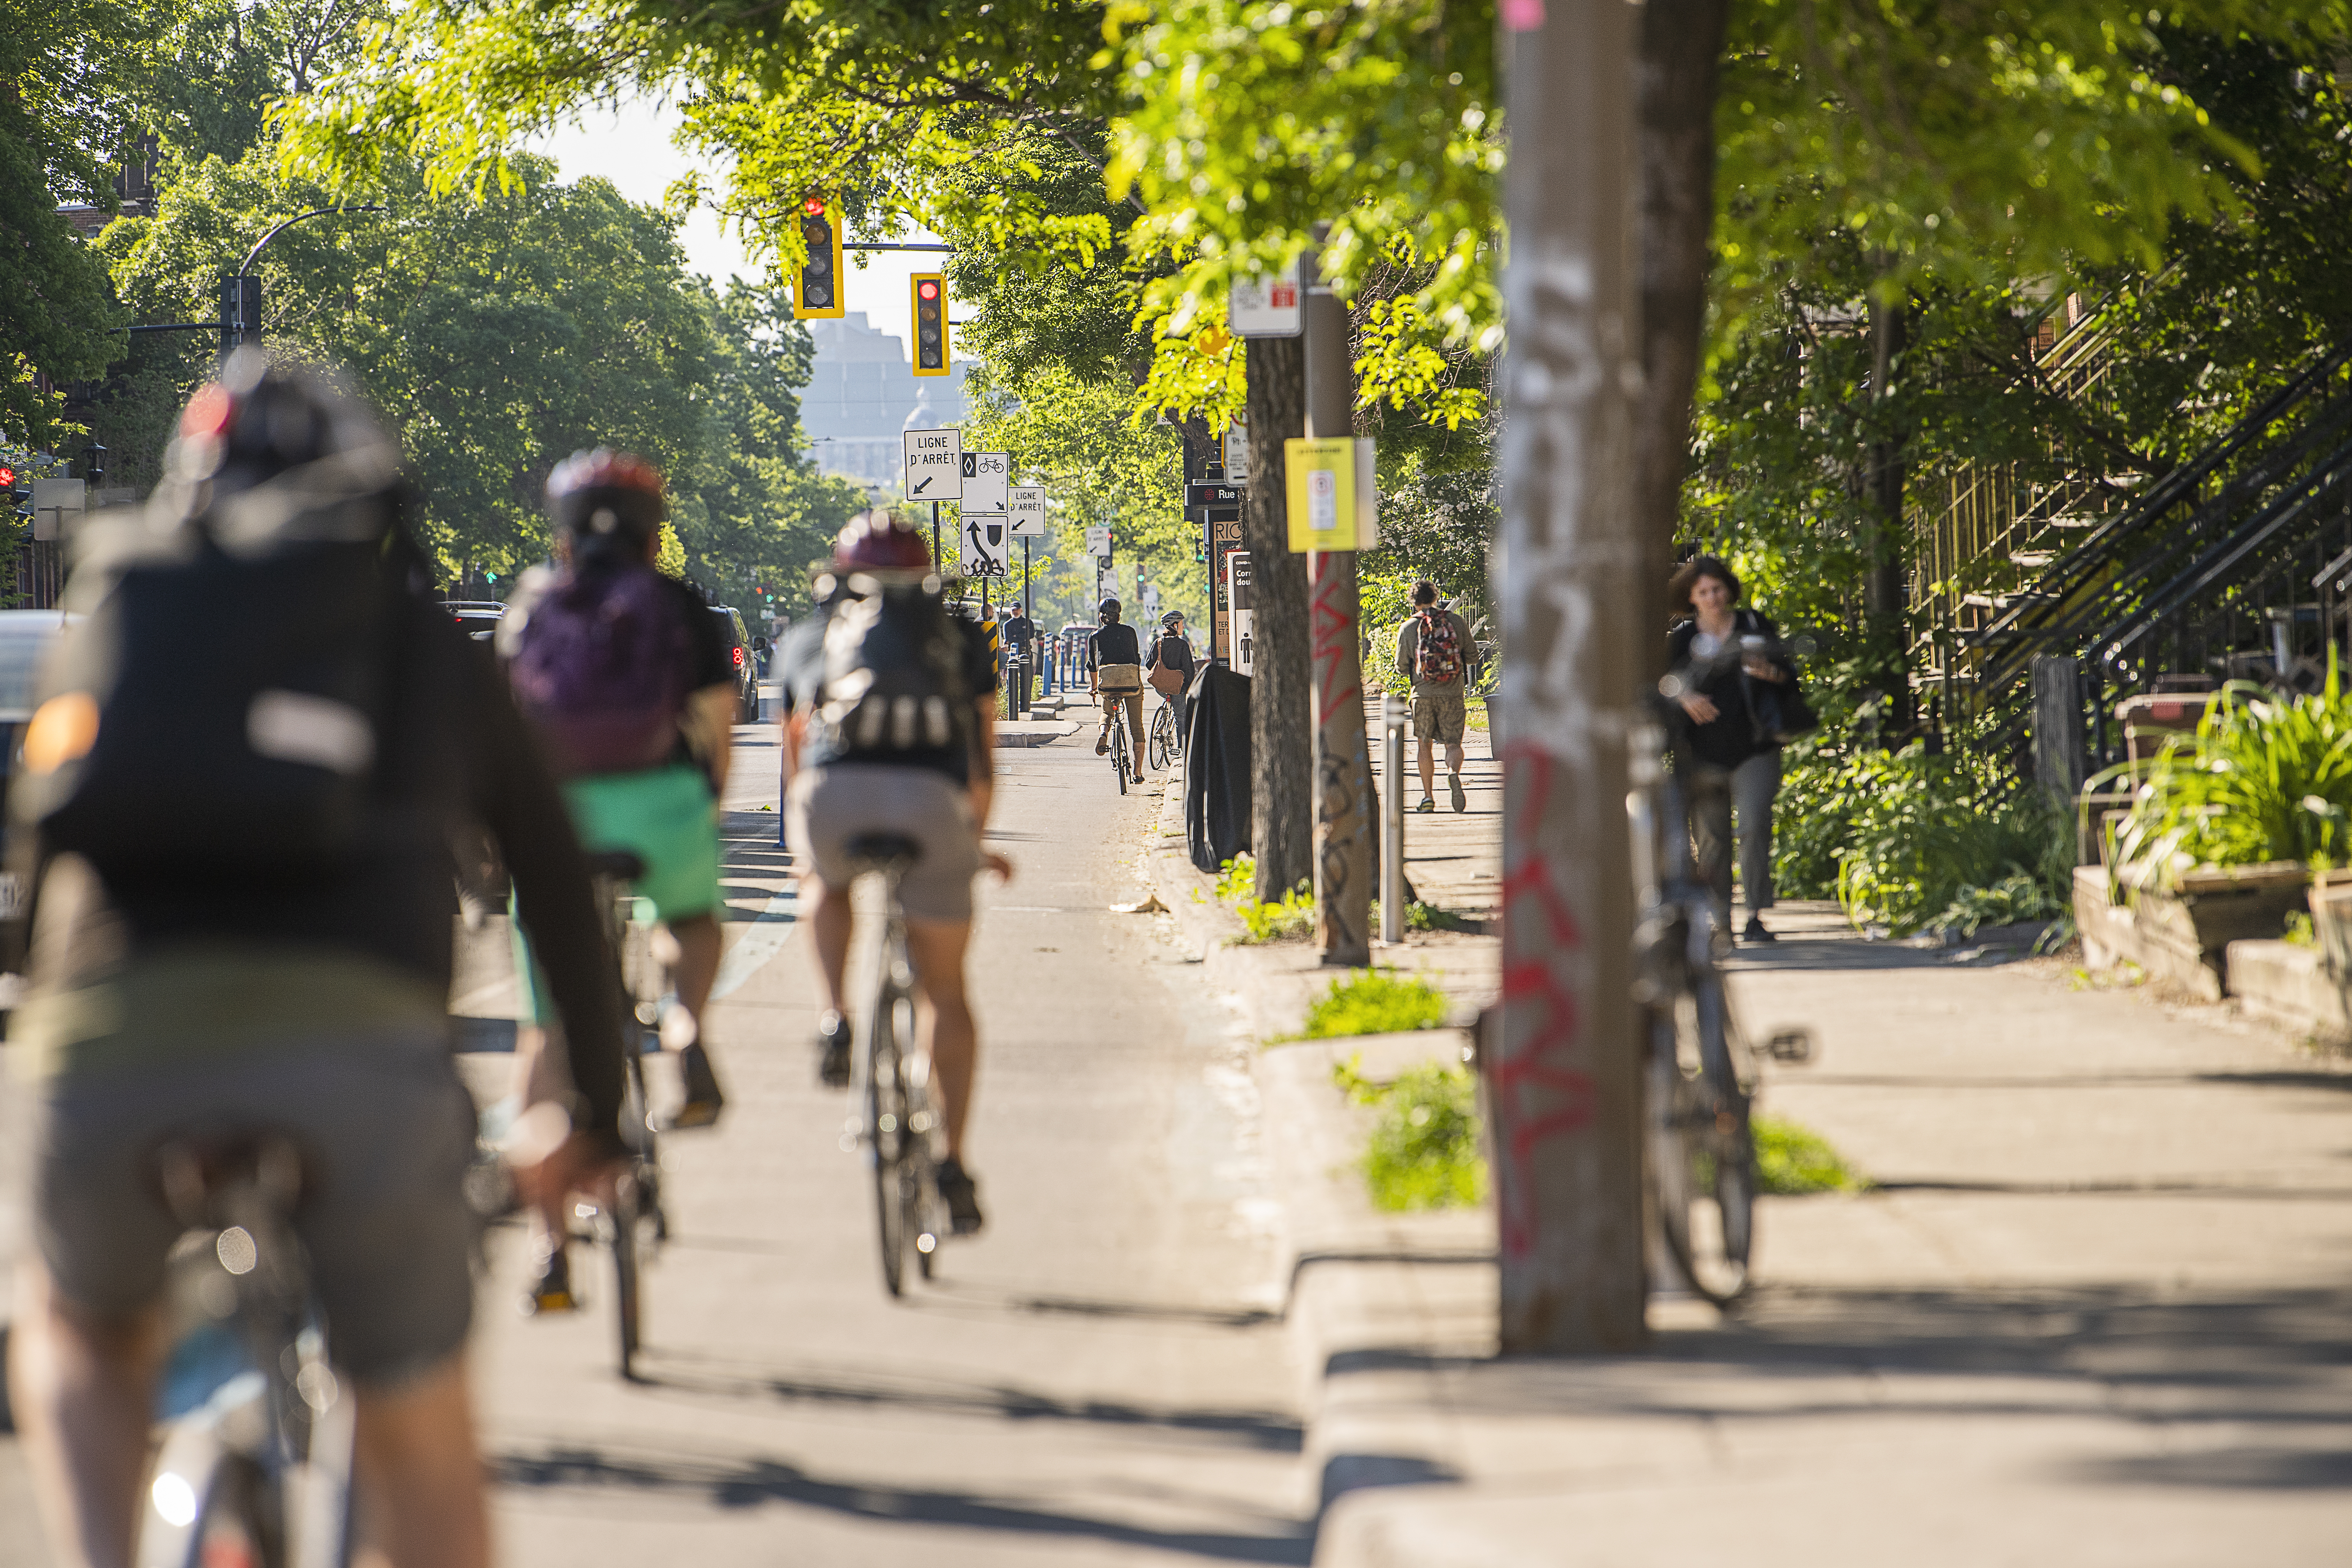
left=1753, top=1116, right=1867, bottom=1194
left=1922, top=871, right=2069, bottom=942
left=1333, top=1054, right=1487, bottom=1211
left=1214, top=854, right=1255, bottom=903
left=1296, top=969, right=1449, bottom=1039
left=1368, top=898, right=1467, bottom=932
left=2284, top=910, right=2317, bottom=947
left=1236, top=884, right=1316, bottom=943
left=2102, top=675, right=2352, bottom=890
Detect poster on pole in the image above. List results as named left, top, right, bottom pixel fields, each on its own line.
left=960, top=450, right=1009, bottom=514
left=1227, top=552, right=1255, bottom=675
left=1007, top=485, right=1048, bottom=537
left=902, top=428, right=962, bottom=500
left=959, top=509, right=1009, bottom=579
left=1282, top=436, right=1378, bottom=551
left=1223, top=423, right=1251, bottom=482
left=1230, top=264, right=1301, bottom=338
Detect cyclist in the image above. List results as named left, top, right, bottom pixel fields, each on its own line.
left=780, top=512, right=1010, bottom=1235
left=1088, top=596, right=1148, bottom=781
left=1394, top=579, right=1478, bottom=813
left=498, top=448, right=736, bottom=1311
left=5, top=355, right=626, bottom=1568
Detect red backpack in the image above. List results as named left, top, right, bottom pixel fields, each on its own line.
left=1414, top=606, right=1465, bottom=685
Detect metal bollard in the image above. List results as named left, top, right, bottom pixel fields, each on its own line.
left=1381, top=691, right=1406, bottom=945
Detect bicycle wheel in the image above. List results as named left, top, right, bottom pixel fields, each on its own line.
left=1648, top=975, right=1755, bottom=1304
left=1148, top=709, right=1171, bottom=772
left=611, top=1177, right=642, bottom=1379
left=1112, top=718, right=1130, bottom=794
left=866, top=976, right=911, bottom=1297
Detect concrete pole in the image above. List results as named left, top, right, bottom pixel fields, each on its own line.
left=1304, top=247, right=1373, bottom=967
left=1491, top=0, right=1649, bottom=1353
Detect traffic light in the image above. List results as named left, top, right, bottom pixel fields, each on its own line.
left=795, top=195, right=844, bottom=320
left=910, top=273, right=949, bottom=376
left=2, top=463, right=27, bottom=522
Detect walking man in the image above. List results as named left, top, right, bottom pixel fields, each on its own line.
left=1394, top=580, right=1477, bottom=812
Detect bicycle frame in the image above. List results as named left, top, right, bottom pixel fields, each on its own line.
left=850, top=846, right=942, bottom=1295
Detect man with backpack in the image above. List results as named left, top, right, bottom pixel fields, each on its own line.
left=780, top=512, right=1009, bottom=1236
left=1089, top=596, right=1149, bottom=782
left=5, top=354, right=628, bottom=1568
left=1394, top=579, right=1478, bottom=813
left=499, top=448, right=737, bottom=1310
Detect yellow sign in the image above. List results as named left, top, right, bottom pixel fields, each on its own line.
left=1283, top=437, right=1378, bottom=552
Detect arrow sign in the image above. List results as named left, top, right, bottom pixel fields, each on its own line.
left=1007, top=485, right=1048, bottom=537
left=902, top=427, right=963, bottom=501
left=960, top=512, right=1010, bottom=579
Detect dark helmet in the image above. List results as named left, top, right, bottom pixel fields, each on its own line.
left=832, top=509, right=931, bottom=577
left=1161, top=609, right=1184, bottom=629
left=546, top=449, right=666, bottom=556
left=1098, top=596, right=1122, bottom=622
left=169, top=348, right=400, bottom=505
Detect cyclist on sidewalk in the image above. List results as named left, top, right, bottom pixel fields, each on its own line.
left=1089, top=597, right=1148, bottom=782
left=779, top=512, right=1010, bottom=1235
left=5, top=354, right=627, bottom=1568
left=1394, top=580, right=1478, bottom=813
left=498, top=448, right=737, bottom=1312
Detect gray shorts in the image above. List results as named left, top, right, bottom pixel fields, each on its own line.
left=789, top=763, right=983, bottom=922
left=26, top=1026, right=476, bottom=1388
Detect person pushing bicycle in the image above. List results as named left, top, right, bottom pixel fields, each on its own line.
left=1089, top=596, right=1148, bottom=783
left=779, top=513, right=1010, bottom=1235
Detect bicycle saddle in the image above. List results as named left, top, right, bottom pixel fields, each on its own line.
left=584, top=849, right=647, bottom=883
left=845, top=832, right=922, bottom=871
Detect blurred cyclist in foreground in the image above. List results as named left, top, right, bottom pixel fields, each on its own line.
left=780, top=512, right=1008, bottom=1234
left=498, top=448, right=737, bottom=1312
left=4, top=353, right=628, bottom=1568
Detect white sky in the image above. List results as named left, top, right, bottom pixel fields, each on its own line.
left=525, top=95, right=954, bottom=351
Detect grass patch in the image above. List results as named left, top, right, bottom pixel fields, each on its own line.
left=1296, top=968, right=1449, bottom=1039
left=1369, top=898, right=1467, bottom=933
left=1753, top=1115, right=1867, bottom=1194
left=1334, top=1054, right=1486, bottom=1211
left=1215, top=853, right=1317, bottom=943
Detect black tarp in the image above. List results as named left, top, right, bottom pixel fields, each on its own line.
left=1185, top=664, right=1251, bottom=872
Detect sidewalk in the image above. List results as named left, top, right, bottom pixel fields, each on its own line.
left=1145, top=741, right=2352, bottom=1565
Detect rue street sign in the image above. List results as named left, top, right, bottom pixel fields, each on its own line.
left=960, top=450, right=1010, bottom=514
left=1187, top=482, right=1244, bottom=510
left=1230, top=263, right=1302, bottom=338
left=902, top=427, right=963, bottom=500
left=1007, top=485, right=1048, bottom=536
left=959, top=509, right=1010, bottom=579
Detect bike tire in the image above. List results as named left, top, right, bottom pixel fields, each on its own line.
left=1648, top=978, right=1754, bottom=1304
left=867, top=982, right=909, bottom=1298
left=195, top=1451, right=280, bottom=1568
left=612, top=1178, right=642, bottom=1379
left=1148, top=721, right=1170, bottom=772
left=1113, top=722, right=1130, bottom=794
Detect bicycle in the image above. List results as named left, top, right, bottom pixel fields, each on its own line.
left=1147, top=694, right=1179, bottom=773
left=842, top=832, right=946, bottom=1296
left=577, top=848, right=669, bottom=1379
left=1627, top=722, right=1812, bottom=1306
left=1103, top=686, right=1138, bottom=794
left=140, top=1134, right=356, bottom=1568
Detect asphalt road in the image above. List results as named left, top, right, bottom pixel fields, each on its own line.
left=1, top=715, right=1311, bottom=1565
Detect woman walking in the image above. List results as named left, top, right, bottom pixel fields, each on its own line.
left=1664, top=556, right=1796, bottom=944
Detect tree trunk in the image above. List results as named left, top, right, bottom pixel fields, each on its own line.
left=1492, top=0, right=1649, bottom=1354
left=1634, top=0, right=1731, bottom=658
left=1244, top=335, right=1314, bottom=901
left=1864, top=289, right=1913, bottom=733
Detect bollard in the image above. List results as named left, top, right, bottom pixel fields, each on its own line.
left=1381, top=690, right=1406, bottom=945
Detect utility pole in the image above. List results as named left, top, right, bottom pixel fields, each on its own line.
left=1491, top=0, right=1649, bottom=1353
left=1304, top=247, right=1372, bottom=966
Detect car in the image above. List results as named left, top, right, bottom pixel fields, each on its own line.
left=0, top=607, right=71, bottom=935
left=441, top=599, right=504, bottom=643
left=708, top=604, right=760, bottom=722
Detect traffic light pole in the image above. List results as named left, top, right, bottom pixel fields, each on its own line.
left=1492, top=0, right=1648, bottom=1353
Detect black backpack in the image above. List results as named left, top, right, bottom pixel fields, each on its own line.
left=814, top=581, right=972, bottom=758
left=14, top=465, right=403, bottom=884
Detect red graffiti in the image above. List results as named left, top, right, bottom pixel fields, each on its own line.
left=1307, top=556, right=1363, bottom=720
left=1490, top=743, right=1598, bottom=1261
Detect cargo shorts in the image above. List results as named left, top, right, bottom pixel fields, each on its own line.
left=1411, top=680, right=1468, bottom=745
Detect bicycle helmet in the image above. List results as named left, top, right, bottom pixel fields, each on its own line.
left=1098, top=597, right=1122, bottom=622
left=1161, top=609, right=1184, bottom=629
left=546, top=448, right=666, bottom=550
left=169, top=348, right=400, bottom=504
left=831, top=509, right=931, bottom=577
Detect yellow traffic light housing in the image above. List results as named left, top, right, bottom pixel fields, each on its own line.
left=795, top=196, right=845, bottom=320
left=910, top=272, right=949, bottom=376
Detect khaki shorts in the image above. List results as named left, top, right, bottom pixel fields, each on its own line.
left=789, top=763, right=983, bottom=922
left=1412, top=681, right=1468, bottom=744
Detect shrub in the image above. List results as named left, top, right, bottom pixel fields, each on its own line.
left=1215, top=853, right=1316, bottom=942
left=1753, top=1115, right=1867, bottom=1194
left=1334, top=1054, right=1487, bottom=1211
left=1297, top=968, right=1449, bottom=1038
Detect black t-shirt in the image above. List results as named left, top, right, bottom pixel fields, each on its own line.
left=781, top=597, right=996, bottom=785
left=1150, top=631, right=1197, bottom=684
left=1087, top=621, right=1142, bottom=672
left=1665, top=610, right=1789, bottom=770
left=1002, top=615, right=1034, bottom=649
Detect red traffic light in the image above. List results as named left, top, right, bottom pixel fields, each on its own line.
left=0, top=465, right=14, bottom=487
left=917, top=280, right=939, bottom=301
left=801, top=196, right=826, bottom=216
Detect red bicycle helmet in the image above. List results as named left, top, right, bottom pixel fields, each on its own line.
left=832, top=510, right=931, bottom=576
left=546, top=448, right=666, bottom=543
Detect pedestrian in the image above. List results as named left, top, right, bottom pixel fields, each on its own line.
left=1664, top=554, right=1795, bottom=944
left=1002, top=599, right=1035, bottom=708
left=1393, top=580, right=1477, bottom=812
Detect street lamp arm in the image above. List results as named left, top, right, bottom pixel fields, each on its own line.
left=239, top=204, right=389, bottom=279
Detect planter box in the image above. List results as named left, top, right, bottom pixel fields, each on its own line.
left=2077, top=861, right=2309, bottom=999
left=2225, top=938, right=2352, bottom=1044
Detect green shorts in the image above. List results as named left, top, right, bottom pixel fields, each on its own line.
left=513, top=763, right=721, bottom=1026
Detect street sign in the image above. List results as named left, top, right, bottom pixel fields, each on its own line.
left=1187, top=482, right=1244, bottom=510
left=1284, top=436, right=1378, bottom=551
left=1225, top=423, right=1251, bottom=482
left=1228, top=552, right=1255, bottom=675
left=1230, top=263, right=1302, bottom=338
left=31, top=477, right=84, bottom=542
left=1097, top=568, right=1121, bottom=601
left=960, top=450, right=1009, bottom=514
left=1142, top=583, right=1161, bottom=622
left=959, top=509, right=1010, bottom=579
left=1007, top=485, right=1048, bottom=536
left=1084, top=525, right=1111, bottom=554
left=903, top=427, right=963, bottom=500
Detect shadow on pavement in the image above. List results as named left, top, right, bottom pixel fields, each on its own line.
left=493, top=1443, right=1315, bottom=1564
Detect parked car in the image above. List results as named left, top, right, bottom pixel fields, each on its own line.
left=709, top=604, right=759, bottom=721
left=0, top=607, right=70, bottom=947
left=441, top=599, right=504, bottom=643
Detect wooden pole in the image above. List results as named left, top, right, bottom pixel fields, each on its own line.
left=1491, top=0, right=1649, bottom=1353
left=1304, top=246, right=1372, bottom=966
